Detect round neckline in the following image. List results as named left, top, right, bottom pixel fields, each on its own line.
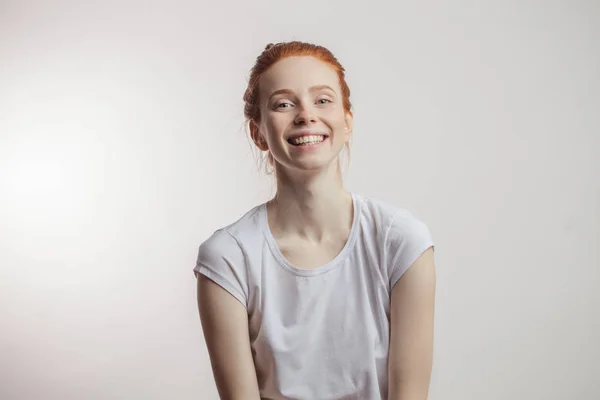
left=260, top=192, right=361, bottom=277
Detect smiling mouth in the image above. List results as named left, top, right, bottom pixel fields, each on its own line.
left=287, top=134, right=328, bottom=146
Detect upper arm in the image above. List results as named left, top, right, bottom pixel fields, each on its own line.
left=197, top=274, right=261, bottom=400
left=388, top=246, right=436, bottom=400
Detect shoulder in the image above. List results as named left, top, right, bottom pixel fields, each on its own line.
left=356, top=194, right=431, bottom=240
left=355, top=194, right=434, bottom=284
left=355, top=194, right=403, bottom=238
left=194, top=204, right=265, bottom=305
left=197, top=228, right=241, bottom=266
left=386, top=209, right=433, bottom=247
left=196, top=203, right=264, bottom=266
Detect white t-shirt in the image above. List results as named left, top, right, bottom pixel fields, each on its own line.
left=194, top=193, right=434, bottom=400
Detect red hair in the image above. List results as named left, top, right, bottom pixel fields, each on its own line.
left=243, top=41, right=353, bottom=175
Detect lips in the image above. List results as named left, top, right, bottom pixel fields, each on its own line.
left=288, top=135, right=327, bottom=146
left=286, top=131, right=330, bottom=141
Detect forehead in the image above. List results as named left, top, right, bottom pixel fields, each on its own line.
left=259, top=56, right=341, bottom=96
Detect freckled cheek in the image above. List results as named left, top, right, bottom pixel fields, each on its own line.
left=263, top=118, right=290, bottom=140
left=322, top=108, right=347, bottom=125
left=271, top=116, right=291, bottom=130
left=326, top=116, right=349, bottom=133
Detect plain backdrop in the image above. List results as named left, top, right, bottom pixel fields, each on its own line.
left=1, top=1, right=598, bottom=399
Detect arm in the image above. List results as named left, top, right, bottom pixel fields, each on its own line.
left=388, top=246, right=436, bottom=400
left=197, top=274, right=261, bottom=400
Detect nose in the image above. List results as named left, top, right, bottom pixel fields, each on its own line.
left=294, top=103, right=317, bottom=125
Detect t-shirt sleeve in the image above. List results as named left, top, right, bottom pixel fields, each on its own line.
left=386, top=210, right=435, bottom=290
left=193, top=229, right=249, bottom=308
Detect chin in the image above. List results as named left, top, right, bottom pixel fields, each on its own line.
left=290, top=157, right=340, bottom=173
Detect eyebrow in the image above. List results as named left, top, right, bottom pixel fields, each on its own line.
left=267, top=85, right=336, bottom=101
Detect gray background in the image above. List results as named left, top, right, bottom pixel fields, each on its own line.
left=1, top=1, right=598, bottom=399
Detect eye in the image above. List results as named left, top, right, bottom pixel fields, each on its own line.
left=275, top=102, right=293, bottom=109
left=317, top=98, right=332, bottom=105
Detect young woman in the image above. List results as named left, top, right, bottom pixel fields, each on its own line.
left=194, top=41, right=436, bottom=400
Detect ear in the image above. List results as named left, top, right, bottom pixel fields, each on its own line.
left=250, top=121, right=269, bottom=151
left=344, top=112, right=354, bottom=141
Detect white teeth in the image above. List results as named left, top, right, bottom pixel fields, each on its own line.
left=289, top=135, right=325, bottom=145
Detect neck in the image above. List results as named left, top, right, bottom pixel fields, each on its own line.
left=267, top=161, right=353, bottom=243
